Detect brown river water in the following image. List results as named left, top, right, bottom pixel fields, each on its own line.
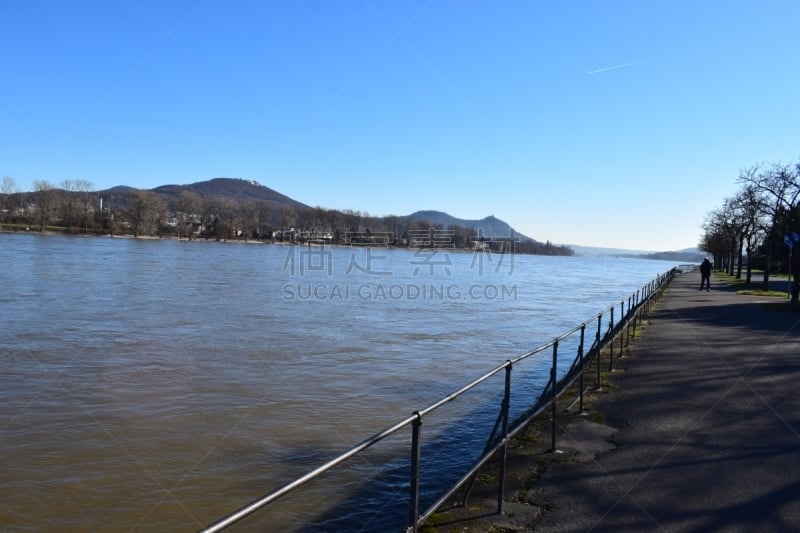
left=0, top=233, right=677, bottom=532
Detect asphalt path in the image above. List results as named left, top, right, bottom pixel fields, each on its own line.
left=531, top=271, right=800, bottom=532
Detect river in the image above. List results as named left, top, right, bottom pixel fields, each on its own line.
left=0, top=233, right=679, bottom=532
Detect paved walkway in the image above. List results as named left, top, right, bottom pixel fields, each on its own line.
left=530, top=271, right=800, bottom=532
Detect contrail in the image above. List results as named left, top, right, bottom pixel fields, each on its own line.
left=587, top=59, right=647, bottom=75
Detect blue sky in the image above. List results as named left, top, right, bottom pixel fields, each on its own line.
left=2, top=1, right=799, bottom=251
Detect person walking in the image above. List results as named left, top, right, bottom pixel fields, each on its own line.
left=700, top=257, right=712, bottom=291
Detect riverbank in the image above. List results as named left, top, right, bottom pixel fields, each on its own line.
left=0, top=225, right=265, bottom=242
left=424, top=270, right=800, bottom=531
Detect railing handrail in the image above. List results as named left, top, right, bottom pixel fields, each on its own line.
left=200, top=410, right=422, bottom=533
left=200, top=268, right=677, bottom=533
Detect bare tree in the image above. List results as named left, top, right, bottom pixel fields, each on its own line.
left=256, top=201, right=271, bottom=239
left=131, top=190, right=166, bottom=237
left=312, top=206, right=328, bottom=240
left=1, top=176, right=17, bottom=223
left=241, top=201, right=259, bottom=241
left=721, top=198, right=744, bottom=275
left=739, top=162, right=800, bottom=290
left=33, top=180, right=56, bottom=231
left=294, top=207, right=315, bottom=241
left=198, top=196, right=216, bottom=239
left=59, top=179, right=81, bottom=229
left=75, top=179, right=95, bottom=233
left=729, top=184, right=766, bottom=283
left=448, top=224, right=472, bottom=249
left=278, top=205, right=296, bottom=242
left=176, top=191, right=202, bottom=239
left=327, top=208, right=344, bottom=244
left=207, top=197, right=239, bottom=240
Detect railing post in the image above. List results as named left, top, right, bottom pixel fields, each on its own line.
left=595, top=314, right=602, bottom=389
left=608, top=306, right=615, bottom=371
left=409, top=413, right=422, bottom=532
left=639, top=288, right=643, bottom=325
left=636, top=293, right=641, bottom=332
left=550, top=339, right=559, bottom=451
left=619, top=301, right=625, bottom=356
left=496, top=363, right=512, bottom=514
left=644, top=285, right=649, bottom=314
left=578, top=324, right=586, bottom=412
left=625, top=295, right=634, bottom=346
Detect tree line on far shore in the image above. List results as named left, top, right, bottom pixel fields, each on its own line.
left=0, top=177, right=572, bottom=256
left=700, top=158, right=800, bottom=291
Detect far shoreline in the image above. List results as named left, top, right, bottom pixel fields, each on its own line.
left=0, top=225, right=566, bottom=255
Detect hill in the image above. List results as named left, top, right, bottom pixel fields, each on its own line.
left=568, top=244, right=705, bottom=263
left=635, top=248, right=706, bottom=263
left=95, top=180, right=549, bottom=246
left=152, top=178, right=308, bottom=210
left=400, top=210, right=571, bottom=255
left=401, top=211, right=530, bottom=239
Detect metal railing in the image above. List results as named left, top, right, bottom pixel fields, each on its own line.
left=200, top=268, right=676, bottom=533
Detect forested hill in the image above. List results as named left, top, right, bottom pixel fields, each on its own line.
left=152, top=178, right=309, bottom=210
left=402, top=211, right=522, bottom=238
left=400, top=210, right=570, bottom=255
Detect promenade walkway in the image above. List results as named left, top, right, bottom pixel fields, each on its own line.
left=529, top=270, right=800, bottom=532
left=429, top=270, right=800, bottom=532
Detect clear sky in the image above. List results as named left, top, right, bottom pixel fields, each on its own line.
left=2, top=1, right=799, bottom=251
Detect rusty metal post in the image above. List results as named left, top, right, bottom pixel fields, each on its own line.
left=625, top=296, right=632, bottom=346
left=408, top=413, right=422, bottom=532
left=595, top=314, right=602, bottom=389
left=608, top=306, right=615, bottom=371
left=496, top=363, right=512, bottom=514
left=578, top=324, right=586, bottom=412
left=550, top=339, right=559, bottom=451
left=619, top=301, right=625, bottom=356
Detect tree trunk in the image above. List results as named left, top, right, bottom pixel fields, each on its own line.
left=736, top=239, right=744, bottom=279
left=745, top=248, right=753, bottom=285
left=728, top=245, right=735, bottom=275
